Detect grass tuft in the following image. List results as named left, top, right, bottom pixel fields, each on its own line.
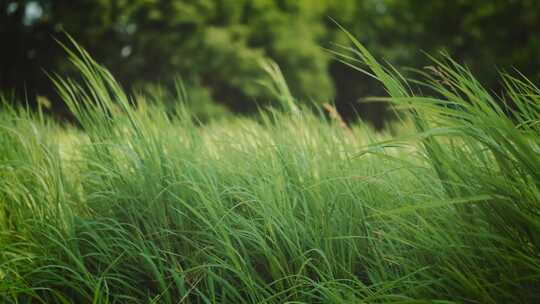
left=1, top=34, right=539, bottom=303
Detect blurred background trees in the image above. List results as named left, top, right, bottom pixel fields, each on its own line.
left=2, top=0, right=540, bottom=127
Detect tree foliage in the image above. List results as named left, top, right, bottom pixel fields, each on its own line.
left=2, top=0, right=539, bottom=126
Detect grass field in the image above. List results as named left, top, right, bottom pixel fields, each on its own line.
left=1, top=33, right=540, bottom=303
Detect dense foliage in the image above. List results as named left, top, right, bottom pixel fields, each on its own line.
left=2, top=0, right=540, bottom=127
left=1, top=33, right=539, bottom=303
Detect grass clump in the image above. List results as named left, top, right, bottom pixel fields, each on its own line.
left=1, top=33, right=540, bottom=303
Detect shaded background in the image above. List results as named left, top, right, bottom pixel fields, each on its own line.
left=2, top=0, right=540, bottom=128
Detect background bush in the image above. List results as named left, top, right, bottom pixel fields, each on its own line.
left=2, top=0, right=540, bottom=127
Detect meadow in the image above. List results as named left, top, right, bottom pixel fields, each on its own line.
left=1, top=32, right=539, bottom=303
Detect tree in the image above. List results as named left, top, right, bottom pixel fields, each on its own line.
left=2, top=0, right=540, bottom=127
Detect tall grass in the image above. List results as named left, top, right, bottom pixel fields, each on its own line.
left=1, top=32, right=539, bottom=303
